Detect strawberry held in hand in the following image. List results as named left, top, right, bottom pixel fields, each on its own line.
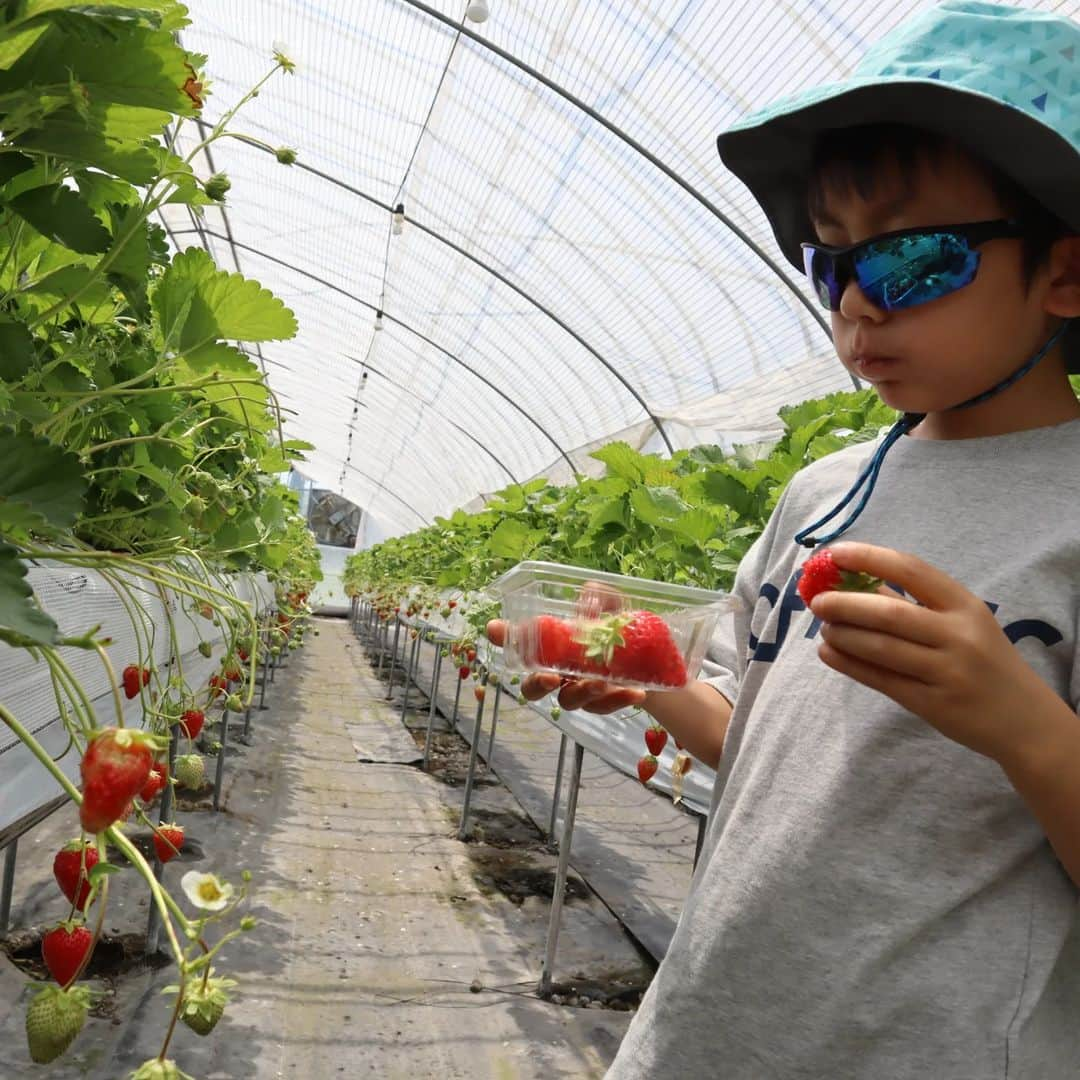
left=52, top=842, right=99, bottom=913
left=797, top=548, right=883, bottom=606
left=79, top=728, right=155, bottom=832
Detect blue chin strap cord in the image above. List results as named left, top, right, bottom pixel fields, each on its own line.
left=793, top=320, right=1072, bottom=548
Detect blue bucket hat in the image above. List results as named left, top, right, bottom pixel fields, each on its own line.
left=717, top=0, right=1080, bottom=376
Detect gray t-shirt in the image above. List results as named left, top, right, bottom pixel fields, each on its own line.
left=607, top=418, right=1080, bottom=1080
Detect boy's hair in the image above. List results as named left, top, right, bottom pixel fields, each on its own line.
left=807, top=124, right=1080, bottom=373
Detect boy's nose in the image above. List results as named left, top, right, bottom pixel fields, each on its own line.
left=838, top=277, right=887, bottom=323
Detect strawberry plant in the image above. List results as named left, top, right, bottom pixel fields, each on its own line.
left=0, top=7, right=315, bottom=1075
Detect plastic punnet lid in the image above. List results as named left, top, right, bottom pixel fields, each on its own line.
left=489, top=560, right=741, bottom=614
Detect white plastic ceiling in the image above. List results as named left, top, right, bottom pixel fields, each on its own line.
left=162, top=0, right=1079, bottom=540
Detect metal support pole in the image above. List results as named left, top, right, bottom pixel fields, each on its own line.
left=692, top=812, right=708, bottom=872
left=538, top=741, right=585, bottom=996
left=456, top=689, right=488, bottom=840
left=385, top=620, right=402, bottom=699
left=451, top=665, right=464, bottom=726
left=258, top=629, right=270, bottom=710
left=399, top=633, right=421, bottom=723
left=146, top=725, right=180, bottom=954
left=212, top=706, right=230, bottom=812
left=485, top=682, right=503, bottom=764
left=0, top=839, right=18, bottom=935
left=269, top=639, right=278, bottom=683
left=422, top=647, right=444, bottom=771
left=548, top=732, right=569, bottom=841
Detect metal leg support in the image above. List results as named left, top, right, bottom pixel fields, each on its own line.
left=385, top=620, right=402, bottom=700
left=147, top=726, right=180, bottom=954
left=456, top=692, right=488, bottom=841
left=485, top=683, right=503, bottom=765
left=422, top=648, right=444, bottom=771
left=538, top=742, right=585, bottom=996
left=451, top=667, right=464, bottom=726
left=399, top=634, right=421, bottom=724
left=548, top=732, right=569, bottom=842
left=213, top=707, right=230, bottom=812
left=1, top=839, right=18, bottom=935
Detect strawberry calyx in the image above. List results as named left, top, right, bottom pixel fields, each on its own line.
left=577, top=613, right=634, bottom=668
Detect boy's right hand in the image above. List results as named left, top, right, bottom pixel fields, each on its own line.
left=484, top=619, right=647, bottom=715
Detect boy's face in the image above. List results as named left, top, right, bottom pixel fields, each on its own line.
left=810, top=144, right=1066, bottom=417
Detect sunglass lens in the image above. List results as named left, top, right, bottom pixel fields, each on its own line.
left=855, top=231, right=980, bottom=311
left=804, top=247, right=841, bottom=311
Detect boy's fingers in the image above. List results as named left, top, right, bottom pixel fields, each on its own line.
left=521, top=672, right=561, bottom=700
left=484, top=619, right=507, bottom=646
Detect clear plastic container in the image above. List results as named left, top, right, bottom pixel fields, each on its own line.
left=489, top=561, right=741, bottom=692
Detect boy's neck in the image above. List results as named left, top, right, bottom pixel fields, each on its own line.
left=906, top=367, right=1080, bottom=441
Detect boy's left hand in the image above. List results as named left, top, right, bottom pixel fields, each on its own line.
left=808, top=541, right=1047, bottom=763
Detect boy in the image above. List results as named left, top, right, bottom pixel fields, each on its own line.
left=488, top=3, right=1080, bottom=1076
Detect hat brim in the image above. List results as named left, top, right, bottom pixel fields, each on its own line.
left=718, top=78, right=1080, bottom=374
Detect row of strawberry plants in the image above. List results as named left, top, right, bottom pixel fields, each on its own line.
left=0, top=4, right=320, bottom=1077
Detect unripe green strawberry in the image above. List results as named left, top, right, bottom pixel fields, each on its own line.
left=197, top=642, right=212, bottom=659
left=225, top=693, right=243, bottom=712
left=551, top=706, right=562, bottom=720
left=175, top=754, right=205, bottom=791
left=130, top=1058, right=192, bottom=1079
left=510, top=675, right=521, bottom=685
left=25, top=985, right=91, bottom=1064
left=517, top=693, right=527, bottom=706
left=166, top=973, right=236, bottom=1037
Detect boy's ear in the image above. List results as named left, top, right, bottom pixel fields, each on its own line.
left=1043, top=236, right=1080, bottom=318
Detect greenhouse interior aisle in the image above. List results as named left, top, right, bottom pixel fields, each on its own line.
left=1, top=618, right=657, bottom=1079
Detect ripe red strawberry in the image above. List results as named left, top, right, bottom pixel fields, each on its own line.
left=139, top=762, right=168, bottom=803
left=180, top=709, right=205, bottom=740
left=474, top=686, right=486, bottom=703
left=79, top=728, right=154, bottom=833
left=121, top=665, right=141, bottom=700
left=447, top=600, right=457, bottom=610
left=42, top=923, right=93, bottom=987
left=52, top=843, right=99, bottom=913
left=466, top=647, right=477, bottom=663
left=208, top=674, right=228, bottom=699
left=459, top=665, right=471, bottom=680
left=644, top=723, right=668, bottom=756
left=637, top=754, right=659, bottom=784
left=531, top=615, right=587, bottom=672
left=153, top=824, right=185, bottom=864
left=582, top=611, right=687, bottom=687
left=223, top=666, right=242, bottom=684
left=141, top=667, right=150, bottom=687
left=796, top=549, right=883, bottom=606
left=237, top=648, right=250, bottom=663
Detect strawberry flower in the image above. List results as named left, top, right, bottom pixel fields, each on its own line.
left=272, top=40, right=297, bottom=73
left=181, top=871, right=233, bottom=912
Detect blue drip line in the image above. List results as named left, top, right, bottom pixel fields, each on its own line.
left=793, top=320, right=1072, bottom=549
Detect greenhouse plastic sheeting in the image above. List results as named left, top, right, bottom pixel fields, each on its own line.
left=0, top=565, right=274, bottom=840
left=160, top=1, right=1080, bottom=538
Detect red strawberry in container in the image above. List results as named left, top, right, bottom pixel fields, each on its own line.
left=79, top=728, right=155, bottom=833
left=52, top=843, right=99, bottom=913
left=578, top=611, right=688, bottom=688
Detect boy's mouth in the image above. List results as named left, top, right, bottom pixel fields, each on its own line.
left=851, top=353, right=900, bottom=376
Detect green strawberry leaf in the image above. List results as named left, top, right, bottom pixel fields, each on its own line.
left=153, top=248, right=298, bottom=353
left=0, top=542, right=58, bottom=645
left=9, top=183, right=111, bottom=254
left=0, top=319, right=36, bottom=380
left=0, top=429, right=86, bottom=537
